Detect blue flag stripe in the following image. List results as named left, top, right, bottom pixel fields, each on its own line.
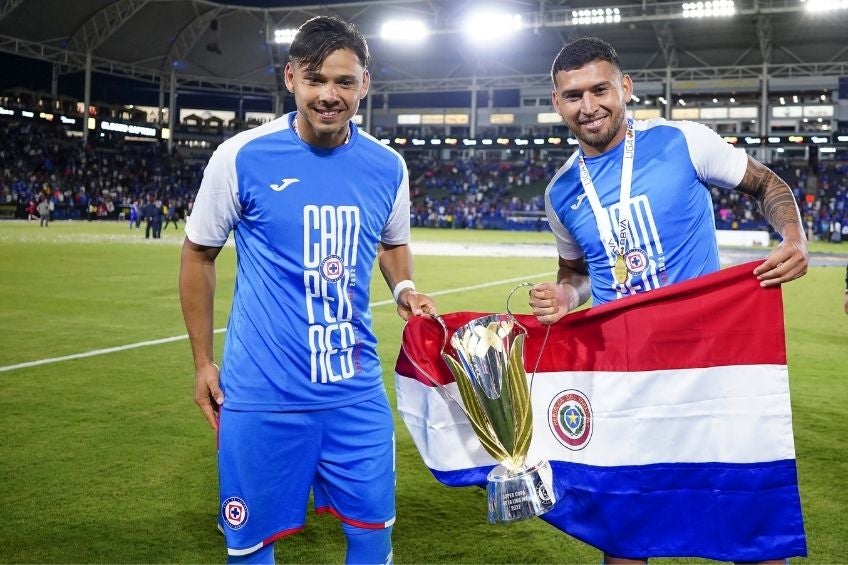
left=431, top=459, right=806, bottom=561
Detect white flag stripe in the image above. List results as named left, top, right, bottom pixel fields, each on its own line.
left=396, top=363, right=795, bottom=471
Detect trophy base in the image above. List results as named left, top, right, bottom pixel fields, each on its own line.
left=486, top=459, right=556, bottom=524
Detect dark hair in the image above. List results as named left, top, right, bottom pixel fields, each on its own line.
left=551, top=36, right=622, bottom=83
left=289, top=16, right=370, bottom=72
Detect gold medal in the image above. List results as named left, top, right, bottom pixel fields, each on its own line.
left=614, top=253, right=628, bottom=284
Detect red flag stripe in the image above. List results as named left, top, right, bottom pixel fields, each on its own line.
left=397, top=261, right=786, bottom=387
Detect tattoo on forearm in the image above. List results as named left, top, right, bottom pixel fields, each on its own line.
left=734, top=156, right=800, bottom=235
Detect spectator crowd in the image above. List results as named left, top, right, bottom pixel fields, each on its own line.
left=2, top=118, right=847, bottom=242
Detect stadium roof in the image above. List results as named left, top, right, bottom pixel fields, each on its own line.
left=1, top=0, right=846, bottom=99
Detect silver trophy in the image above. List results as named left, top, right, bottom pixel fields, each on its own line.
left=422, top=286, right=556, bottom=523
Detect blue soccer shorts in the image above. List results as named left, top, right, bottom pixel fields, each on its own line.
left=217, top=395, right=396, bottom=557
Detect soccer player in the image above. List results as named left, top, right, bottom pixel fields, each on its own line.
left=179, top=16, right=436, bottom=564
left=528, top=36, right=808, bottom=564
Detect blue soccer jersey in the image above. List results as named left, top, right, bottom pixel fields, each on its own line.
left=186, top=112, right=410, bottom=411
left=545, top=118, right=749, bottom=305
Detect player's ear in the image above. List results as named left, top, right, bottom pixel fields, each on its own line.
left=622, top=74, right=633, bottom=103
left=283, top=62, right=295, bottom=94
left=360, top=69, right=370, bottom=100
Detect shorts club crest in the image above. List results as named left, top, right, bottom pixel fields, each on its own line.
left=222, top=497, right=249, bottom=530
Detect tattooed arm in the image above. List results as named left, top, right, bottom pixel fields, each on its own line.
left=734, top=155, right=808, bottom=286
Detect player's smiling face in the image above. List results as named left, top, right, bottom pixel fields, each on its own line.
left=285, top=48, right=370, bottom=148
left=551, top=60, right=633, bottom=157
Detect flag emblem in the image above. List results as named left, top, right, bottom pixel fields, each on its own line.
left=548, top=389, right=593, bottom=450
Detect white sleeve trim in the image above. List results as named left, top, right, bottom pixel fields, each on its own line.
left=667, top=120, right=749, bottom=189
left=381, top=156, right=411, bottom=245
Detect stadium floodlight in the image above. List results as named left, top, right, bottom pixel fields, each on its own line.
left=802, top=0, right=848, bottom=12
left=571, top=7, right=621, bottom=25
left=464, top=12, right=523, bottom=42
left=682, top=1, right=735, bottom=18
left=274, top=28, right=298, bottom=44
left=380, top=19, right=429, bottom=42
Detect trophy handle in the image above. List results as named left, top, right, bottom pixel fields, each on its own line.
left=504, top=282, right=552, bottom=403
left=400, top=315, right=476, bottom=422
left=506, top=282, right=534, bottom=336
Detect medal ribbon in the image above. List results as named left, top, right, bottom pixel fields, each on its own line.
left=577, top=118, right=636, bottom=281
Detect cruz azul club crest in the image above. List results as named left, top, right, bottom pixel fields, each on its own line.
left=221, top=497, right=249, bottom=530
left=548, top=389, right=593, bottom=450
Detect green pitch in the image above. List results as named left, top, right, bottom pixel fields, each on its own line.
left=0, top=221, right=845, bottom=563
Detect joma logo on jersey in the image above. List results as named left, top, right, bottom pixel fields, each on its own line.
left=302, top=205, right=361, bottom=384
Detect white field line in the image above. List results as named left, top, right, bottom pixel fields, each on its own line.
left=0, top=272, right=551, bottom=373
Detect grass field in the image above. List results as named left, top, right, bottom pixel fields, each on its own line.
left=0, top=220, right=846, bottom=564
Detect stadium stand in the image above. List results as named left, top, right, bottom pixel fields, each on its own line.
left=1, top=115, right=846, bottom=242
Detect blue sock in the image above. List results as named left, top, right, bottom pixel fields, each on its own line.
left=343, top=524, right=393, bottom=564
left=227, top=543, right=274, bottom=564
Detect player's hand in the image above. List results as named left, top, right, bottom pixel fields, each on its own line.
left=529, top=282, right=573, bottom=325
left=195, top=362, right=223, bottom=431
left=753, top=238, right=808, bottom=287
left=397, top=290, right=437, bottom=320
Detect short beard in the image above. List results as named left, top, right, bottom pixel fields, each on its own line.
left=575, top=110, right=625, bottom=151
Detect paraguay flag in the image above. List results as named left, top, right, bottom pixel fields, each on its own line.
left=395, top=261, right=806, bottom=561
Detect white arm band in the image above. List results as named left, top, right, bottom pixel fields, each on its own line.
left=392, top=279, right=416, bottom=304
